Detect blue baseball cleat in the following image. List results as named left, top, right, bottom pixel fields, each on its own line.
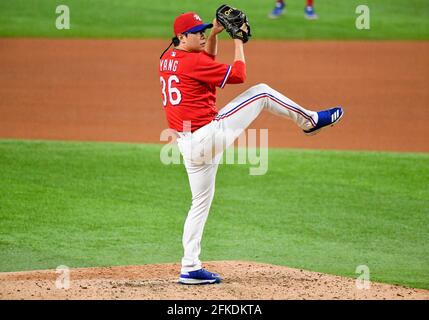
left=304, top=6, right=318, bottom=20
left=268, top=2, right=286, bottom=19
left=303, top=107, right=344, bottom=136
left=179, top=268, right=222, bottom=285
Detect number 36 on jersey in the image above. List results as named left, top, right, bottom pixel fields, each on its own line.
left=160, top=75, right=182, bottom=107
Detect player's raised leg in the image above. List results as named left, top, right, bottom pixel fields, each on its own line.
left=216, top=83, right=317, bottom=131
left=213, top=83, right=342, bottom=148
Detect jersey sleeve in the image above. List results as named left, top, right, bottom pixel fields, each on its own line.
left=226, top=61, right=246, bottom=85
left=189, top=52, right=233, bottom=88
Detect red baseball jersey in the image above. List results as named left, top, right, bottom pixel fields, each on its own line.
left=159, top=49, right=246, bottom=132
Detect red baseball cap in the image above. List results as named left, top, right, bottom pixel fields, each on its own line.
left=173, top=12, right=213, bottom=35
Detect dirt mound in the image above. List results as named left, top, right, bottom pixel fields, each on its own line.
left=1, top=261, right=427, bottom=300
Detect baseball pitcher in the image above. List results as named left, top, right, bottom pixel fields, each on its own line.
left=159, top=5, right=343, bottom=285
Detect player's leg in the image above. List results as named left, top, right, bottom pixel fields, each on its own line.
left=213, top=83, right=342, bottom=148
left=305, top=0, right=318, bottom=20
left=268, top=0, right=286, bottom=19
left=181, top=159, right=219, bottom=273
left=216, top=83, right=316, bottom=136
left=177, top=142, right=223, bottom=284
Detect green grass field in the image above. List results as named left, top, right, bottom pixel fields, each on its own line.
left=0, top=140, right=428, bottom=289
left=0, top=0, right=428, bottom=39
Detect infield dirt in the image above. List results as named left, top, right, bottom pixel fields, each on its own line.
left=0, top=39, right=428, bottom=152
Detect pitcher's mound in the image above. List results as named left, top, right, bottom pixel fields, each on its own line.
left=1, top=261, right=428, bottom=300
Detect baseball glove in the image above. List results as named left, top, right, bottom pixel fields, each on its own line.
left=216, top=4, right=251, bottom=43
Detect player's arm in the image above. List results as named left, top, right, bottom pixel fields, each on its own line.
left=198, top=22, right=246, bottom=87
left=233, top=39, right=245, bottom=63
left=233, top=23, right=248, bottom=63
left=205, top=19, right=224, bottom=56
left=225, top=40, right=246, bottom=84
left=226, top=24, right=248, bottom=84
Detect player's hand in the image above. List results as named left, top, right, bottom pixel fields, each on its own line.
left=211, top=18, right=224, bottom=35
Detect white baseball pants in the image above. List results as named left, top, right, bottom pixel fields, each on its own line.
left=176, top=83, right=317, bottom=273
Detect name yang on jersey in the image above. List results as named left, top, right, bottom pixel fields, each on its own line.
left=160, top=58, right=179, bottom=73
